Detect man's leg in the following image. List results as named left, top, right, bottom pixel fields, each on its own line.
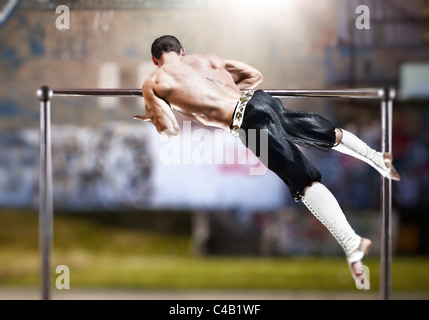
left=333, top=128, right=400, bottom=181
left=301, top=182, right=372, bottom=288
left=238, top=94, right=372, bottom=287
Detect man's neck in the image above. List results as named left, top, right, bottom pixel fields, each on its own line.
left=159, top=52, right=181, bottom=66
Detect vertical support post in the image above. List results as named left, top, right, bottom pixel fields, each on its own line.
left=37, top=86, right=53, bottom=300
left=380, top=87, right=395, bottom=300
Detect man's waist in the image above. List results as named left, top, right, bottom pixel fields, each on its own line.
left=230, top=90, right=255, bottom=136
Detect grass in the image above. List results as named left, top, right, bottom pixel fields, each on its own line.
left=1, top=208, right=429, bottom=293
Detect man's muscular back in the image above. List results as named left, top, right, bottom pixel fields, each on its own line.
left=137, top=52, right=263, bottom=136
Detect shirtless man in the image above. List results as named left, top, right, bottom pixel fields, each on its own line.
left=134, top=35, right=400, bottom=289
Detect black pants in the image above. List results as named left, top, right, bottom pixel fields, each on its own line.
left=237, top=90, right=336, bottom=201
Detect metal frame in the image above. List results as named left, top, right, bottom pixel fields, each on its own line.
left=37, top=86, right=395, bottom=300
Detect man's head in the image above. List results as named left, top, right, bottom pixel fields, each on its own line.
left=151, top=35, right=185, bottom=65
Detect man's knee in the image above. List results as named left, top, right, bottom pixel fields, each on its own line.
left=303, top=181, right=320, bottom=195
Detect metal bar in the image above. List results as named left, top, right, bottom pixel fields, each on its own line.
left=262, top=88, right=384, bottom=99
left=53, top=88, right=142, bottom=97
left=380, top=87, right=395, bottom=300
left=52, top=88, right=385, bottom=99
left=37, top=86, right=53, bottom=300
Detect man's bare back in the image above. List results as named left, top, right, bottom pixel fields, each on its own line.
left=135, top=50, right=263, bottom=136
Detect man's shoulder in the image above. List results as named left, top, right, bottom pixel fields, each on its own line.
left=144, top=68, right=168, bottom=84
left=143, top=71, right=157, bottom=87
left=185, top=52, right=222, bottom=61
left=185, top=52, right=225, bottom=69
left=143, top=71, right=162, bottom=92
left=143, top=69, right=171, bottom=97
left=195, top=52, right=219, bottom=58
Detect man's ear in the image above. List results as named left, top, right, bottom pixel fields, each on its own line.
left=152, top=57, right=159, bottom=66
left=180, top=48, right=185, bottom=56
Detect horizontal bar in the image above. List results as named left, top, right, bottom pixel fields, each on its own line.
left=53, top=88, right=142, bottom=97
left=263, top=88, right=385, bottom=99
left=52, top=88, right=386, bottom=99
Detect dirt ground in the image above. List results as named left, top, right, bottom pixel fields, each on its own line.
left=1, top=288, right=428, bottom=300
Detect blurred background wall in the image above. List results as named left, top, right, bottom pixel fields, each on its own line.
left=1, top=0, right=429, bottom=256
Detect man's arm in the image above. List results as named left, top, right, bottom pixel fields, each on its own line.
left=224, top=59, right=264, bottom=90
left=134, top=77, right=180, bottom=137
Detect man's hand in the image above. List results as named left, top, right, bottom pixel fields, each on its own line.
left=133, top=104, right=154, bottom=122
left=134, top=103, right=179, bottom=137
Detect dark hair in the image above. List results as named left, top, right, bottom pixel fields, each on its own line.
left=151, top=35, right=183, bottom=59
